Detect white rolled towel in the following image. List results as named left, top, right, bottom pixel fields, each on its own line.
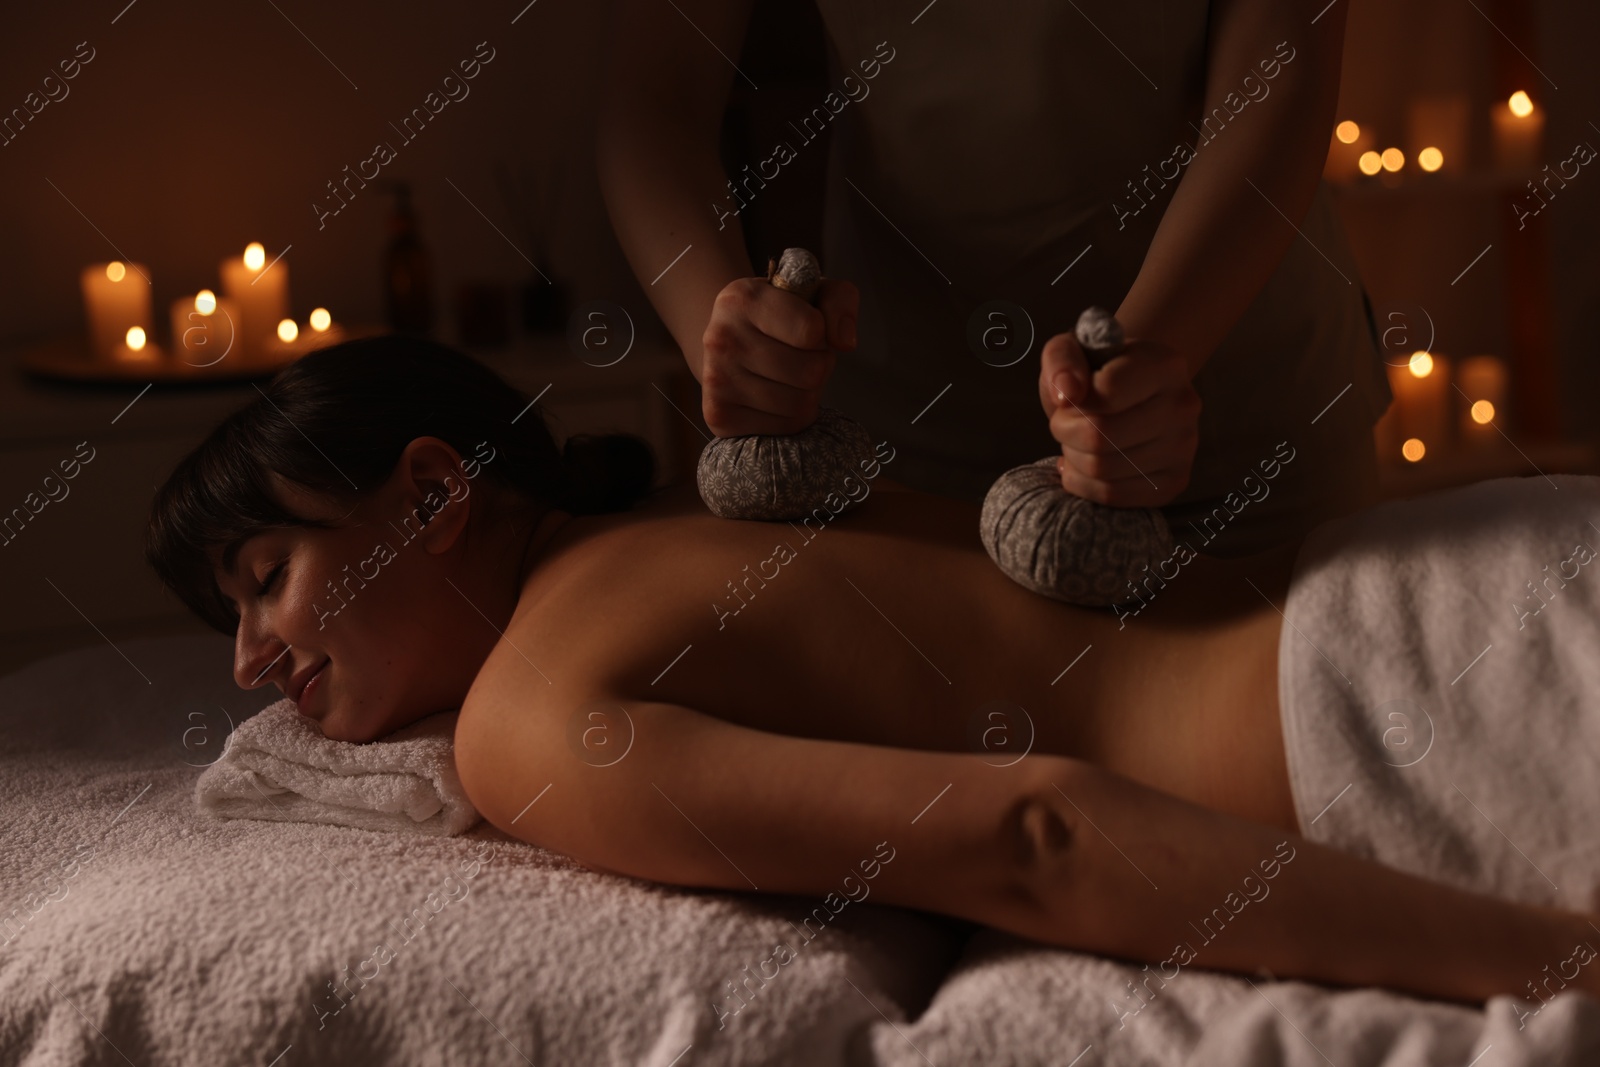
left=195, top=699, right=480, bottom=836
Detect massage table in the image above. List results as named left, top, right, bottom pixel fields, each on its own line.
left=6, top=477, right=1600, bottom=1064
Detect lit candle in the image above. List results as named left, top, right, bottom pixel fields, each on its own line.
left=1457, top=355, right=1509, bottom=449
left=169, top=289, right=240, bottom=368
left=1386, top=351, right=1452, bottom=460
left=114, top=325, right=160, bottom=364
left=1492, top=91, right=1544, bottom=174
left=303, top=305, right=349, bottom=352
left=1324, top=120, right=1373, bottom=183
left=220, top=242, right=290, bottom=362
left=1406, top=95, right=1468, bottom=175
left=81, top=260, right=152, bottom=363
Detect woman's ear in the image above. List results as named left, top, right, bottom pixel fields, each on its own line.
left=394, top=437, right=473, bottom=555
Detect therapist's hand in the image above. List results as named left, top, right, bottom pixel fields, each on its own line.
left=1038, top=331, right=1201, bottom=508
left=699, top=276, right=859, bottom=438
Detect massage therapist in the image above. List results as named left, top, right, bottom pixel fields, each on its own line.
left=597, top=0, right=1391, bottom=554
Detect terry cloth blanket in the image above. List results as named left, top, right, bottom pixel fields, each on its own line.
left=1279, top=475, right=1600, bottom=912
left=7, top=494, right=1600, bottom=1067
left=194, top=699, right=480, bottom=837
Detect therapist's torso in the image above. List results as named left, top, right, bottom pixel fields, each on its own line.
left=807, top=0, right=1390, bottom=555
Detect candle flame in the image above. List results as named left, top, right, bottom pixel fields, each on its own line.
left=125, top=326, right=147, bottom=351
left=1335, top=120, right=1360, bottom=144
left=309, top=307, right=331, bottom=332
left=1358, top=151, right=1382, bottom=176
left=195, top=289, right=217, bottom=315
left=1471, top=400, right=1495, bottom=425
left=1418, top=147, right=1444, bottom=172
left=105, top=262, right=127, bottom=282
left=1380, top=147, right=1405, bottom=172
left=277, top=318, right=299, bottom=342
left=1402, top=438, right=1426, bottom=462
left=1408, top=351, right=1434, bottom=378
left=1509, top=91, right=1534, bottom=118
left=244, top=243, right=267, bottom=271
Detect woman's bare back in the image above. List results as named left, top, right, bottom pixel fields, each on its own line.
left=502, top=480, right=1301, bottom=834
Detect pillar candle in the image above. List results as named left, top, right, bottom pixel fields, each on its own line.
left=1324, top=121, right=1373, bottom=184
left=114, top=326, right=161, bottom=365
left=1457, top=355, right=1509, bottom=449
left=1492, top=94, right=1544, bottom=174
left=302, top=306, right=347, bottom=351
left=81, top=261, right=152, bottom=363
left=1406, top=96, right=1468, bottom=174
left=1386, top=352, right=1452, bottom=460
left=220, top=242, right=290, bottom=362
left=169, top=291, right=241, bottom=369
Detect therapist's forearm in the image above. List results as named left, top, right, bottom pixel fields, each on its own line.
left=1115, top=2, right=1347, bottom=378
left=596, top=109, right=755, bottom=382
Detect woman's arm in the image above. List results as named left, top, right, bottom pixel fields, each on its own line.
left=454, top=691, right=1598, bottom=1004
left=1019, top=758, right=1599, bottom=1004
left=455, top=695, right=1029, bottom=912
left=1115, top=0, right=1349, bottom=378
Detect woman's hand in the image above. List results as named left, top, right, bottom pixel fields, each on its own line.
left=1037, top=330, right=1201, bottom=508
left=699, top=275, right=858, bottom=438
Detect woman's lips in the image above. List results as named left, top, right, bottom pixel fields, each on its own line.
left=296, top=660, right=328, bottom=716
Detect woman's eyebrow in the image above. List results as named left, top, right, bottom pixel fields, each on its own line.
left=220, top=535, right=258, bottom=577
left=221, top=521, right=312, bottom=576
left=214, top=543, right=261, bottom=615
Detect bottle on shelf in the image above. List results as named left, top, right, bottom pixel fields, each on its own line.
left=383, top=181, right=434, bottom=336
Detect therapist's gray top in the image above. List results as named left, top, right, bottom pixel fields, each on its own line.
left=810, top=0, right=1391, bottom=555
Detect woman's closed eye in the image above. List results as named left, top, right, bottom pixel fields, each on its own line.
left=257, top=560, right=287, bottom=598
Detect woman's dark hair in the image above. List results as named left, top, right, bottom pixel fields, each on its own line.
left=146, top=334, right=655, bottom=636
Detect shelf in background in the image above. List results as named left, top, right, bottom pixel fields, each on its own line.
left=18, top=329, right=360, bottom=386
left=1327, top=166, right=1544, bottom=198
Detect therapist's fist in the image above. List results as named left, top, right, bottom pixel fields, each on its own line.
left=1038, top=331, right=1200, bottom=508
left=699, top=275, right=859, bottom=438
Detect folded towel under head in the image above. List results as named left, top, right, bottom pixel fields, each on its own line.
left=194, top=699, right=481, bottom=836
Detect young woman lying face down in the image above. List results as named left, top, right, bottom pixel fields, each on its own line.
left=148, top=337, right=1600, bottom=1007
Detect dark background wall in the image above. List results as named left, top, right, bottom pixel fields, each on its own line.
left=0, top=0, right=648, bottom=348
left=0, top=0, right=1595, bottom=437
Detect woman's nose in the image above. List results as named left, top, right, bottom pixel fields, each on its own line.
left=235, top=629, right=292, bottom=691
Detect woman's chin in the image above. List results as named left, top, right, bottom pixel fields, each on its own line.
left=315, top=718, right=349, bottom=742
left=309, top=700, right=440, bottom=744
left=309, top=703, right=363, bottom=743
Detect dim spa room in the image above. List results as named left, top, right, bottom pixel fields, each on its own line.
left=5, top=0, right=1600, bottom=1063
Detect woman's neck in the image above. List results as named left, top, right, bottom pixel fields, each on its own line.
left=515, top=506, right=576, bottom=588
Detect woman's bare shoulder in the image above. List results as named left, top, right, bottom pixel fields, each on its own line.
left=483, top=495, right=716, bottom=698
